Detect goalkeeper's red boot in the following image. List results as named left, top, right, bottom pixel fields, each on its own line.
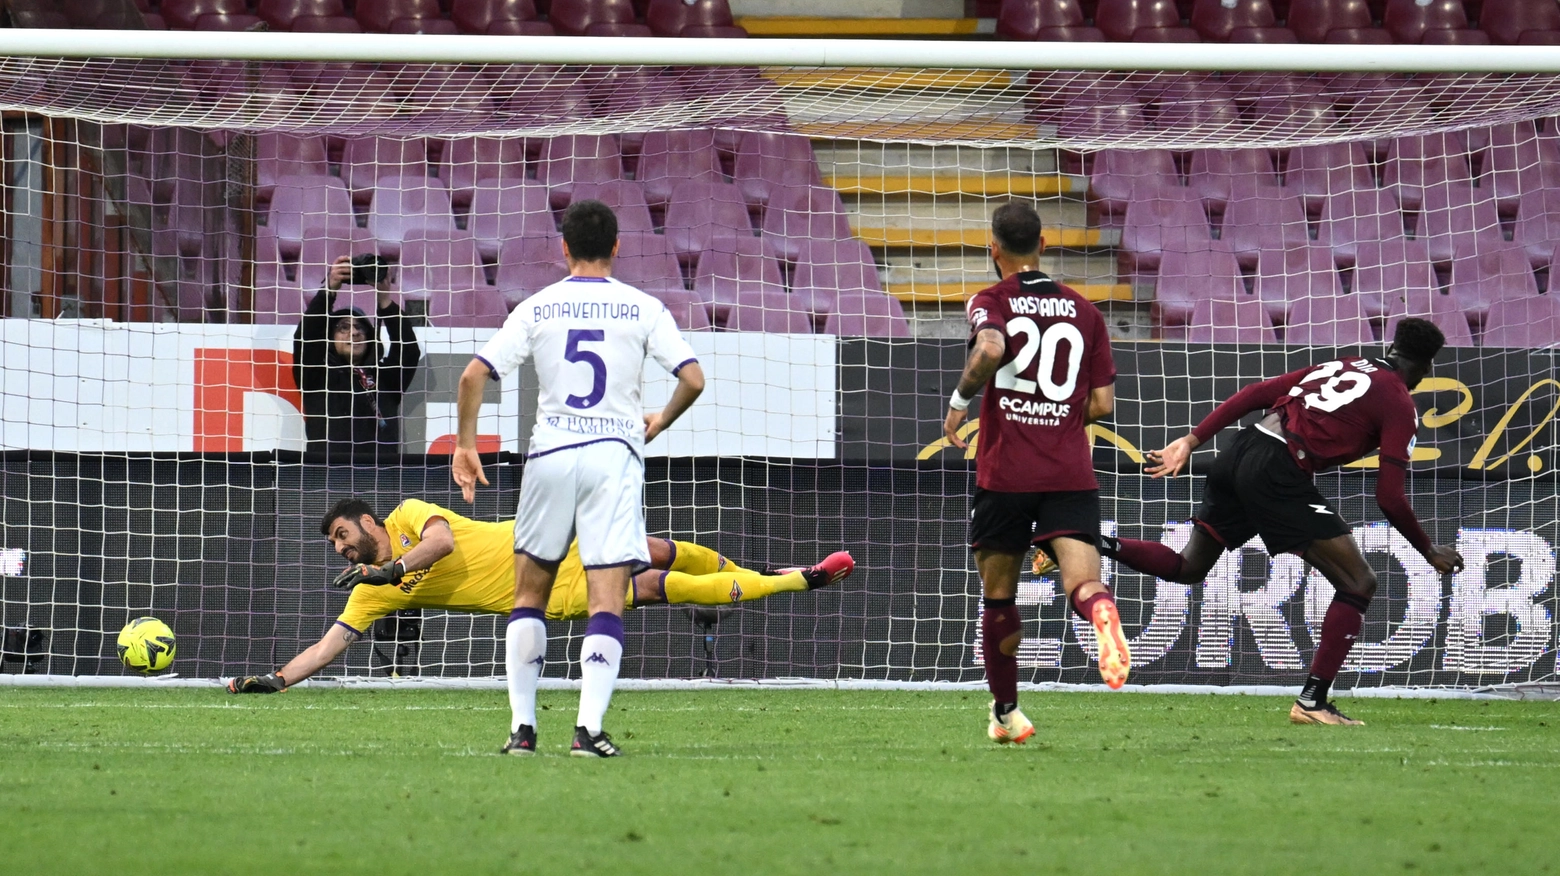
left=1092, top=600, right=1131, bottom=690
left=777, top=551, right=855, bottom=590
left=1289, top=700, right=1364, bottom=726
left=988, top=703, right=1035, bottom=745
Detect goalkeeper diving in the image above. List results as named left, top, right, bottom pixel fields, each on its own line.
left=228, top=497, right=854, bottom=693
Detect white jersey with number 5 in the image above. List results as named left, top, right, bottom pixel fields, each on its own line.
left=476, top=276, right=698, bottom=457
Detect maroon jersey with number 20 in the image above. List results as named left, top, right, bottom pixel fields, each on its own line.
left=966, top=270, right=1116, bottom=494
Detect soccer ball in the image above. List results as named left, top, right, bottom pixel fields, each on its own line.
left=117, top=617, right=176, bottom=674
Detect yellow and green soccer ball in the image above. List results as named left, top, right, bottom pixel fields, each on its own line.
left=117, top=617, right=176, bottom=674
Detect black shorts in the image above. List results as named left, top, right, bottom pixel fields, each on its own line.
left=969, top=488, right=1101, bottom=554
left=1195, top=427, right=1350, bottom=555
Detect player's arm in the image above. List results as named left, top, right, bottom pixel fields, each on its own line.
left=1376, top=416, right=1464, bottom=575
left=945, top=327, right=1005, bottom=449
left=227, top=623, right=357, bottom=693
left=453, top=357, right=493, bottom=503
left=1146, top=369, right=1308, bottom=478
left=332, top=517, right=455, bottom=588
left=1085, top=384, right=1114, bottom=424
left=645, top=361, right=705, bottom=443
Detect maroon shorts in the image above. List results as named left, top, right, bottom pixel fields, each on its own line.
left=969, top=488, right=1100, bottom=554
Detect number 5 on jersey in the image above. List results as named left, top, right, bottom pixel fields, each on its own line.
left=564, top=329, right=606, bottom=409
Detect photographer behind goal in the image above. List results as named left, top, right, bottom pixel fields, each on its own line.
left=292, top=254, right=422, bottom=460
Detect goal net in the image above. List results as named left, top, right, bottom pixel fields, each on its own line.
left=1, top=34, right=1558, bottom=691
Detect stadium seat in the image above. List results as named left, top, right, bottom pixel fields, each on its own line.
left=1285, top=142, right=1374, bottom=215
left=258, top=0, right=346, bottom=29
left=1383, top=0, right=1469, bottom=42
left=466, top=182, right=555, bottom=260
left=996, top=0, right=1089, bottom=39
left=289, top=14, right=363, bottom=30
left=650, top=286, right=714, bottom=331
left=645, top=0, right=734, bottom=36
left=823, top=292, right=913, bottom=338
left=733, top=132, right=823, bottom=209
left=1089, top=148, right=1179, bottom=222
left=1190, top=0, right=1276, bottom=40
left=1382, top=135, right=1473, bottom=212
left=256, top=134, right=330, bottom=199
left=1481, top=294, right=1560, bottom=346
left=539, top=134, right=624, bottom=206
left=388, top=18, right=460, bottom=32
left=485, top=19, right=557, bottom=33
left=1351, top=239, right=1436, bottom=319
left=341, top=137, right=432, bottom=201
left=1480, top=120, right=1560, bottom=216
left=1513, top=188, right=1560, bottom=265
left=1217, top=185, right=1309, bottom=268
left=1283, top=292, right=1374, bottom=345
left=693, top=234, right=784, bottom=323
left=268, top=174, right=358, bottom=258
left=1153, top=247, right=1245, bottom=326
left=194, top=13, right=264, bottom=29
left=1187, top=295, right=1278, bottom=343
left=614, top=233, right=686, bottom=296
left=1449, top=239, right=1539, bottom=322
left=1421, top=26, right=1490, bottom=42
left=1227, top=24, right=1298, bottom=39
left=566, top=180, right=655, bottom=234
left=441, top=137, right=529, bottom=206
left=1187, top=148, right=1278, bottom=210
left=1415, top=182, right=1503, bottom=265
left=1480, top=0, right=1560, bottom=43
left=636, top=129, right=724, bottom=209
left=760, top=185, right=855, bottom=264
left=159, top=0, right=247, bottom=29
left=450, top=0, right=538, bottom=33
left=1383, top=294, right=1476, bottom=347
left=1317, top=187, right=1406, bottom=267
left=1094, top=0, right=1181, bottom=41
left=1120, top=188, right=1214, bottom=273
left=1255, top=245, right=1345, bottom=322
left=722, top=288, right=813, bottom=333
left=791, top=238, right=882, bottom=317
left=366, top=177, right=456, bottom=256
left=547, top=0, right=636, bottom=36
left=665, top=180, right=758, bottom=263
left=1286, top=0, right=1373, bottom=42
left=355, top=0, right=441, bottom=32
left=399, top=229, right=492, bottom=302
left=495, top=234, right=567, bottom=303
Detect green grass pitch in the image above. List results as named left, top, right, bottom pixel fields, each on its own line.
left=0, top=688, right=1555, bottom=875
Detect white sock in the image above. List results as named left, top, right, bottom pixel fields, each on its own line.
left=505, top=613, right=546, bottom=733
left=576, top=631, right=623, bottom=735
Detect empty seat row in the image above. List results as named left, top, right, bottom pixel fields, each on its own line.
left=147, top=0, right=746, bottom=35
left=1186, top=291, right=1560, bottom=348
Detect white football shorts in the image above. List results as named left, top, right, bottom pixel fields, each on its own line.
left=513, top=439, right=648, bottom=569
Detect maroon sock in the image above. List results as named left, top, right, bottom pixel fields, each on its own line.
left=1070, top=584, right=1114, bottom=622
left=1309, top=594, right=1367, bottom=680
left=1104, top=536, right=1186, bottom=582
left=982, top=598, right=1022, bottom=706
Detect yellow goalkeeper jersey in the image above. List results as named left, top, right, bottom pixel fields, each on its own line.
left=335, top=499, right=614, bottom=634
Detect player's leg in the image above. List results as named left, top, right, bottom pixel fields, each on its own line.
left=970, top=487, right=1037, bottom=744
left=1049, top=535, right=1130, bottom=690
left=1291, top=533, right=1377, bottom=726
left=502, top=454, right=575, bottom=755
left=1096, top=526, right=1224, bottom=585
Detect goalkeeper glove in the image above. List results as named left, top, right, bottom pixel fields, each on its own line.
left=227, top=672, right=287, bottom=694
left=332, top=559, right=405, bottom=590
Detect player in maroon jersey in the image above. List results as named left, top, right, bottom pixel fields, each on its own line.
left=943, top=201, right=1130, bottom=745
left=1093, top=317, right=1463, bottom=725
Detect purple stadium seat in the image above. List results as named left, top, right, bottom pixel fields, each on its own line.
left=1283, top=293, right=1374, bottom=345
left=1121, top=188, right=1214, bottom=273
left=1482, top=294, right=1560, bottom=346
left=578, top=21, right=651, bottom=35
left=441, top=137, right=529, bottom=207
left=1286, top=0, right=1373, bottom=42
left=1481, top=0, right=1560, bottom=43
left=495, top=234, right=567, bottom=303
left=1191, top=0, right=1276, bottom=40
left=645, top=0, right=733, bottom=35
left=1513, top=188, right=1560, bottom=266
left=1217, top=185, right=1309, bottom=268
left=614, top=233, right=686, bottom=295
left=388, top=17, right=460, bottom=32
left=1149, top=85, right=1240, bottom=134
left=342, top=137, right=431, bottom=201
left=142, top=13, right=168, bottom=27
left=733, top=132, right=822, bottom=208
left=1285, top=142, right=1373, bottom=216
left=1255, top=245, right=1345, bottom=322
left=367, top=176, right=455, bottom=255
left=760, top=185, right=855, bottom=264
left=1317, top=187, right=1405, bottom=267
left=1449, top=239, right=1539, bottom=322
left=1227, top=24, right=1298, bottom=39
left=997, top=0, right=1088, bottom=38
left=258, top=0, right=345, bottom=28
left=290, top=14, right=362, bottom=30
left=693, top=234, right=784, bottom=322
left=1415, top=182, right=1503, bottom=265
left=399, top=229, right=489, bottom=298
left=1090, top=149, right=1178, bottom=221
left=256, top=134, right=329, bottom=199
left=486, top=18, right=557, bottom=32
left=1480, top=120, right=1560, bottom=216
left=1421, top=26, right=1489, bottom=42
left=194, top=12, right=263, bottom=28
left=1051, top=95, right=1149, bottom=139
left=1188, top=295, right=1278, bottom=343
left=824, top=292, right=912, bottom=338
left=1094, top=0, right=1181, bottom=40
left=651, top=287, right=713, bottom=331
left=539, top=134, right=624, bottom=207
left=663, top=180, right=756, bottom=263
left=1351, top=239, right=1436, bottom=319
left=1154, top=247, right=1245, bottom=326
left=1384, top=0, right=1468, bottom=42
left=636, top=130, right=724, bottom=209
left=451, top=0, right=537, bottom=32
left=268, top=174, right=357, bottom=258
left=355, top=0, right=441, bottom=32
left=566, top=180, right=654, bottom=234
left=160, top=0, right=247, bottom=29
left=1381, top=135, right=1473, bottom=212
left=547, top=0, right=636, bottom=35
left=1384, top=296, right=1475, bottom=347
left=466, top=182, right=555, bottom=260
left=722, top=288, right=814, bottom=333
left=1187, top=148, right=1279, bottom=211
left=791, top=238, right=881, bottom=316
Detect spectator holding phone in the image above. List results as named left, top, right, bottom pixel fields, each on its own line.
left=293, top=254, right=421, bottom=460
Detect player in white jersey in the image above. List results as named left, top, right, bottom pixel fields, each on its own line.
left=452, top=199, right=705, bottom=758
